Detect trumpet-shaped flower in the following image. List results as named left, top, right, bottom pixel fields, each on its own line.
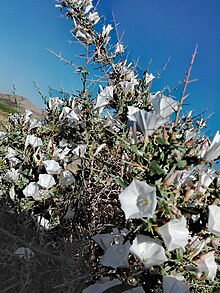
left=92, top=228, right=128, bottom=251
left=42, top=160, right=61, bottom=175
left=130, top=235, right=167, bottom=268
left=145, top=73, right=155, bottom=84
left=120, top=81, right=136, bottom=94
left=94, top=86, right=114, bottom=109
left=6, top=147, right=20, bottom=167
left=23, top=182, right=40, bottom=198
left=196, top=251, right=217, bottom=279
left=23, top=109, right=33, bottom=123
left=29, top=118, right=42, bottom=130
left=119, top=179, right=157, bottom=219
left=54, top=146, right=70, bottom=161
left=201, top=131, right=220, bottom=162
left=100, top=242, right=131, bottom=268
left=73, top=144, right=87, bottom=158
left=115, top=42, right=124, bottom=54
left=83, top=0, right=93, bottom=14
left=75, top=26, right=92, bottom=43
left=150, top=93, right=178, bottom=118
left=92, top=233, right=115, bottom=251
left=159, top=216, right=189, bottom=251
left=0, top=132, right=5, bottom=140
left=59, top=106, right=79, bottom=121
left=82, top=278, right=121, bottom=293
left=63, top=206, right=75, bottom=220
left=48, top=97, right=63, bottom=111
left=60, top=171, right=75, bottom=186
left=163, top=276, right=190, bottom=293
left=38, top=174, right=56, bottom=189
left=173, top=170, right=196, bottom=189
left=128, top=109, right=167, bottom=137
left=198, top=171, right=213, bottom=194
left=208, top=205, right=220, bottom=236
left=88, top=12, right=100, bottom=25
left=37, top=216, right=50, bottom=230
left=102, top=24, right=113, bottom=44
left=25, top=134, right=42, bottom=148
left=4, top=168, right=19, bottom=181
left=14, top=247, right=34, bottom=260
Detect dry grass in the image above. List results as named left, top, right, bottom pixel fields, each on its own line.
left=0, top=199, right=92, bottom=293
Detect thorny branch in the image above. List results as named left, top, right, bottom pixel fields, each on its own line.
left=174, top=44, right=198, bottom=125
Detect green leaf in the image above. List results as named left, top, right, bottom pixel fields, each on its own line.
left=176, top=158, right=187, bottom=169
left=113, top=176, right=127, bottom=188
left=150, top=160, right=165, bottom=175
left=157, top=135, right=170, bottom=146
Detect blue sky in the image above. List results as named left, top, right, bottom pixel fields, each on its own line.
left=0, top=0, right=219, bottom=134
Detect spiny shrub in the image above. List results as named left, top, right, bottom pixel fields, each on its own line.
left=0, top=1, right=219, bottom=292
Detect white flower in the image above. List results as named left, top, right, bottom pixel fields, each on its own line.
left=127, top=106, right=139, bottom=143
left=159, top=216, right=189, bottom=251
left=102, top=24, right=113, bottom=36
left=115, top=42, right=124, bottom=54
left=0, top=132, right=5, bottom=140
left=94, top=86, right=114, bottom=109
left=92, top=228, right=128, bottom=251
left=163, top=276, right=190, bottom=293
left=29, top=119, right=42, bottom=130
left=92, top=233, right=115, bottom=251
left=4, top=168, right=19, bottom=181
left=60, top=171, right=75, bottom=186
left=38, top=174, right=56, bottom=189
left=42, top=160, right=61, bottom=175
left=75, top=26, right=92, bottom=43
left=120, top=81, right=136, bottom=94
left=37, top=216, right=50, bottom=230
left=82, top=278, right=121, bottom=293
left=48, top=97, right=63, bottom=111
left=150, top=93, right=178, bottom=118
left=73, top=145, right=87, bottom=158
left=54, top=146, right=70, bottom=161
left=173, top=170, right=196, bottom=189
left=208, top=205, right=220, bottom=236
left=188, top=236, right=208, bottom=258
left=196, top=251, right=217, bottom=279
left=9, top=185, right=15, bottom=200
left=88, top=12, right=100, bottom=25
left=119, top=179, right=157, bottom=219
left=59, top=106, right=79, bottom=121
left=198, top=170, right=213, bottom=194
left=123, top=287, right=145, bottom=293
left=127, top=106, right=139, bottom=119
left=25, top=134, right=42, bottom=148
left=23, top=182, right=40, bottom=198
left=23, top=109, right=33, bottom=123
left=201, top=131, right=220, bottom=162
left=130, top=235, right=167, bottom=268
left=63, top=206, right=75, bottom=220
left=6, top=147, right=20, bottom=167
left=100, top=242, right=131, bottom=268
left=14, top=247, right=34, bottom=260
left=145, top=73, right=155, bottom=84
left=84, top=0, right=93, bottom=14
left=128, top=109, right=167, bottom=137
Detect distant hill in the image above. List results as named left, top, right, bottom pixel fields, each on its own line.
left=0, top=92, right=43, bottom=123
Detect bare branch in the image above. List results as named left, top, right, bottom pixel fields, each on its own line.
left=48, top=48, right=79, bottom=70
left=174, top=44, right=198, bottom=125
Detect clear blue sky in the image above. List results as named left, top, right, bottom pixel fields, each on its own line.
left=0, top=0, right=219, bottom=134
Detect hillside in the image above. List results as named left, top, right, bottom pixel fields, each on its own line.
left=0, top=92, right=43, bottom=123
